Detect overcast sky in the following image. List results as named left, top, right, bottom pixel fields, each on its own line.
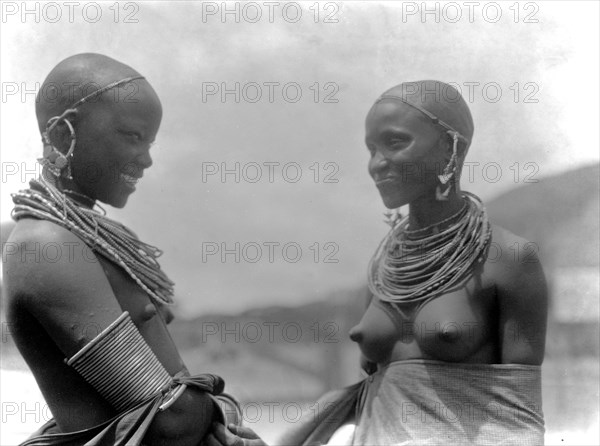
left=1, top=1, right=598, bottom=316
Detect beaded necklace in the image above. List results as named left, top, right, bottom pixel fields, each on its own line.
left=63, top=189, right=97, bottom=209
left=368, top=192, right=491, bottom=308
left=11, top=174, right=175, bottom=305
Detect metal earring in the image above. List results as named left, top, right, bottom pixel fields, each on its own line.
left=40, top=116, right=76, bottom=180
left=436, top=132, right=459, bottom=201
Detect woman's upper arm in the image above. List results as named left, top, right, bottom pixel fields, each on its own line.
left=5, top=220, right=216, bottom=444
left=5, top=220, right=124, bottom=357
left=496, top=240, right=548, bottom=365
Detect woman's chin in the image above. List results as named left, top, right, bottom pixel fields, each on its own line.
left=111, top=197, right=130, bottom=209
left=379, top=186, right=436, bottom=209
left=102, top=192, right=131, bottom=209
left=380, top=194, right=406, bottom=209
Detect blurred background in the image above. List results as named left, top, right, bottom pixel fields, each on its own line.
left=1, top=1, right=598, bottom=444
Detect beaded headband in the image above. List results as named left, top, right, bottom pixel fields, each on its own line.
left=375, top=94, right=469, bottom=145
left=70, top=75, right=146, bottom=109
left=44, top=75, right=146, bottom=136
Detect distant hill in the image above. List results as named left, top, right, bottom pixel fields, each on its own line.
left=168, top=286, right=368, bottom=397
left=169, top=286, right=367, bottom=349
left=486, top=163, right=599, bottom=267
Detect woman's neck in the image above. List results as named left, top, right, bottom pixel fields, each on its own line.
left=56, top=177, right=96, bottom=209
left=408, top=189, right=465, bottom=232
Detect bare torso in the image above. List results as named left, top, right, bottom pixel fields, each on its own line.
left=5, top=218, right=213, bottom=444
left=351, top=224, right=547, bottom=367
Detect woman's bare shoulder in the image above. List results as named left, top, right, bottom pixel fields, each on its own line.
left=4, top=218, right=104, bottom=306
left=489, top=223, right=530, bottom=249
left=487, top=223, right=542, bottom=270
left=7, top=217, right=80, bottom=245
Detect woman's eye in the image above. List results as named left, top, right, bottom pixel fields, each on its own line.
left=120, top=130, right=142, bottom=142
left=389, top=137, right=409, bottom=147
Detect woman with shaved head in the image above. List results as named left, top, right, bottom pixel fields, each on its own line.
left=210, top=81, right=548, bottom=445
left=345, top=80, right=547, bottom=444
left=4, top=54, right=240, bottom=446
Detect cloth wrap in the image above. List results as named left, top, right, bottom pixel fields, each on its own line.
left=354, top=360, right=544, bottom=446
left=19, top=374, right=231, bottom=446
left=280, top=360, right=544, bottom=446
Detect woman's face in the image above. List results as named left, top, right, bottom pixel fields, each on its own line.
left=70, top=81, right=162, bottom=208
left=365, top=99, right=447, bottom=208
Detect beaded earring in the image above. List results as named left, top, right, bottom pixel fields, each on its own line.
left=40, top=114, right=77, bottom=180
left=435, top=131, right=459, bottom=201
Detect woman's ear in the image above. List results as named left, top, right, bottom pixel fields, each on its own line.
left=440, top=133, right=453, bottom=163
left=47, top=111, right=77, bottom=155
left=53, top=121, right=72, bottom=154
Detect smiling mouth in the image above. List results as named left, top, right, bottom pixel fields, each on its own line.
left=375, top=177, right=398, bottom=187
left=120, top=173, right=140, bottom=185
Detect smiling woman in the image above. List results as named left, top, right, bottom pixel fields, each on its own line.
left=4, top=53, right=240, bottom=446
left=33, top=56, right=159, bottom=208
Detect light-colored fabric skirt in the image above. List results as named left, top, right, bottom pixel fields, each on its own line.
left=353, top=359, right=544, bottom=446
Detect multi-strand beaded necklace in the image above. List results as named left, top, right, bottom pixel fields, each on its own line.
left=368, top=191, right=491, bottom=309
left=11, top=175, right=175, bottom=305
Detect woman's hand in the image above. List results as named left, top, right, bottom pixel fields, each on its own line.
left=205, top=423, right=268, bottom=446
left=360, top=353, right=377, bottom=375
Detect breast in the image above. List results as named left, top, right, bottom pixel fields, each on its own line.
left=349, top=300, right=400, bottom=364
left=97, top=257, right=185, bottom=375
left=411, top=287, right=496, bottom=362
left=351, top=282, right=498, bottom=364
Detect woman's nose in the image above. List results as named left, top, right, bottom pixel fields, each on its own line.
left=137, top=150, right=153, bottom=169
left=369, top=151, right=390, bottom=175
left=349, top=325, right=363, bottom=343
